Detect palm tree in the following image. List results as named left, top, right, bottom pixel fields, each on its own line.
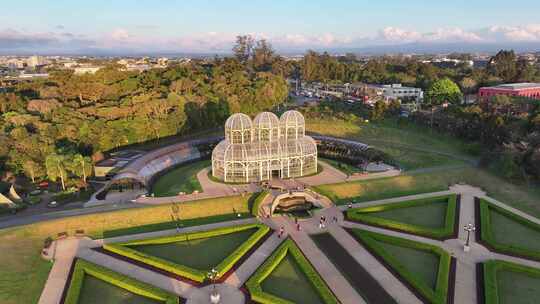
left=45, top=154, right=67, bottom=191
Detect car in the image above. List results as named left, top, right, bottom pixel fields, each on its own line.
left=47, top=201, right=59, bottom=208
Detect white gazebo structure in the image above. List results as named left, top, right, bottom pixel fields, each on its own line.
left=212, top=111, right=317, bottom=183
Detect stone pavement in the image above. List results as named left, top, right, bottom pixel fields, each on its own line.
left=38, top=238, right=81, bottom=304
left=224, top=232, right=285, bottom=287
left=185, top=283, right=245, bottom=304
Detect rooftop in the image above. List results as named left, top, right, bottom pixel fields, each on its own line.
left=489, top=83, right=540, bottom=90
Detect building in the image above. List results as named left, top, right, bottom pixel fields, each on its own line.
left=94, top=150, right=144, bottom=179
left=212, top=111, right=318, bottom=183
left=478, top=83, right=540, bottom=101
left=379, top=84, right=424, bottom=102
left=27, top=55, right=47, bottom=68
left=73, top=66, right=102, bottom=75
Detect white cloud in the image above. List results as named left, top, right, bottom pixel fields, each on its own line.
left=487, top=24, right=540, bottom=41
left=379, top=26, right=482, bottom=43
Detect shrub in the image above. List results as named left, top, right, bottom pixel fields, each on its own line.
left=65, top=259, right=179, bottom=304
left=250, top=191, right=269, bottom=217
left=103, top=223, right=269, bottom=282
left=345, top=194, right=458, bottom=239
left=349, top=229, right=451, bottom=304
left=479, top=199, right=540, bottom=261
left=246, top=238, right=339, bottom=304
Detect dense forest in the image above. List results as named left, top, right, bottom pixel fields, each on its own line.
left=1, top=34, right=540, bottom=189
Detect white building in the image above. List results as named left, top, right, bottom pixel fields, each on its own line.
left=73, top=66, right=102, bottom=75
left=27, top=56, right=47, bottom=68
left=380, top=84, right=424, bottom=102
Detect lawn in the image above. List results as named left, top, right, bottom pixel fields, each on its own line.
left=483, top=260, right=540, bottom=304
left=246, top=239, right=338, bottom=304
left=65, top=259, right=179, bottom=304
left=345, top=195, right=458, bottom=239
left=367, top=201, right=447, bottom=228
left=349, top=229, right=451, bottom=304
left=78, top=275, right=162, bottom=304
left=307, top=117, right=474, bottom=168
left=150, top=160, right=210, bottom=197
left=311, top=233, right=397, bottom=304
left=0, top=195, right=249, bottom=304
left=479, top=200, right=540, bottom=260
left=128, top=227, right=257, bottom=270
left=104, top=224, right=269, bottom=282
left=261, top=254, right=325, bottom=304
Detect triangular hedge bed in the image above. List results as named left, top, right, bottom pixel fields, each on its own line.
left=349, top=228, right=452, bottom=304
left=246, top=238, right=339, bottom=304
left=64, top=259, right=180, bottom=304
left=103, top=223, right=270, bottom=283
left=482, top=260, right=540, bottom=304
left=345, top=194, right=459, bottom=239
left=478, top=198, right=540, bottom=261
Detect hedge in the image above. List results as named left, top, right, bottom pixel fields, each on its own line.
left=483, top=259, right=540, bottom=304
left=246, top=238, right=339, bottom=304
left=345, top=194, right=458, bottom=239
left=350, top=229, right=451, bottom=304
left=479, top=199, right=540, bottom=261
left=65, top=259, right=179, bottom=304
left=103, top=223, right=269, bottom=282
left=250, top=191, right=270, bottom=217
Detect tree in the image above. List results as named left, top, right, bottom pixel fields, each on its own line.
left=488, top=50, right=517, bottom=82
left=45, top=153, right=68, bottom=191
left=425, top=78, right=463, bottom=105
left=233, top=35, right=255, bottom=63
left=459, top=77, right=478, bottom=103
left=22, top=159, right=44, bottom=183
left=370, top=100, right=388, bottom=121
left=68, top=154, right=93, bottom=185
left=252, top=39, right=275, bottom=71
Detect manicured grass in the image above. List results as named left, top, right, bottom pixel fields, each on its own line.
left=246, top=239, right=338, bottom=304
left=313, top=174, right=449, bottom=205
left=104, top=224, right=269, bottom=282
left=349, top=229, right=451, bottom=304
left=311, top=233, right=397, bottom=304
left=150, top=160, right=210, bottom=197
left=261, top=254, right=325, bottom=304
left=483, top=260, right=540, bottom=304
left=65, top=259, right=179, bottom=304
left=479, top=199, right=540, bottom=261
left=345, top=195, right=458, bottom=239
left=128, top=228, right=257, bottom=270
left=78, top=275, right=162, bottom=304
left=320, top=158, right=362, bottom=175
left=0, top=195, right=249, bottom=303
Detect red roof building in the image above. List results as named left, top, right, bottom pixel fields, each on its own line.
left=478, top=83, right=540, bottom=101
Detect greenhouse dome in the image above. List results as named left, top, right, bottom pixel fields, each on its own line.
left=212, top=111, right=317, bottom=183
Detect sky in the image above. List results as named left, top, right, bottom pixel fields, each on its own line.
left=2, top=0, right=540, bottom=54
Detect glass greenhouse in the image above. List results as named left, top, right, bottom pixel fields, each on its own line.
left=212, top=111, right=318, bottom=183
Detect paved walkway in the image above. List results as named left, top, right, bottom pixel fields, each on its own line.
left=224, top=232, right=284, bottom=287
left=268, top=214, right=366, bottom=304
left=38, top=238, right=81, bottom=304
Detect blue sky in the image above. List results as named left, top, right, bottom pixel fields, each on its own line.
left=2, top=0, right=540, bottom=53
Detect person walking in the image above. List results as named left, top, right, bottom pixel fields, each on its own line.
left=278, top=226, right=284, bottom=238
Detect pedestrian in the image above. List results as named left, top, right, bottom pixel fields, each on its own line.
left=296, top=223, right=301, bottom=231
left=348, top=202, right=353, bottom=209
left=333, top=216, right=338, bottom=223
left=279, top=226, right=284, bottom=238
left=318, top=219, right=323, bottom=229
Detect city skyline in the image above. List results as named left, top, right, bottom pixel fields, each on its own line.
left=2, top=0, right=540, bottom=54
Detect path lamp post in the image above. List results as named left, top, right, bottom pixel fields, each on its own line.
left=463, top=222, right=476, bottom=252
left=207, top=268, right=220, bottom=303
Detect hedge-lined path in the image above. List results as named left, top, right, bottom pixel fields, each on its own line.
left=224, top=232, right=284, bottom=287
left=268, top=214, right=367, bottom=304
